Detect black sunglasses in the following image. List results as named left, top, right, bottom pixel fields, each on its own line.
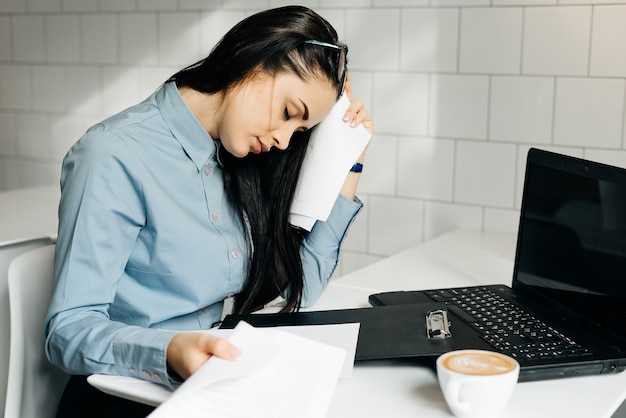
left=304, top=40, right=348, bottom=98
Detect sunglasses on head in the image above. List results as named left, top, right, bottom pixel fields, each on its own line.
left=304, top=40, right=348, bottom=99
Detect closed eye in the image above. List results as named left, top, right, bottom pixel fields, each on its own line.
left=285, top=107, right=308, bottom=132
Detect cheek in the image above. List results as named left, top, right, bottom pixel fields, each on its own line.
left=216, top=118, right=245, bottom=156
left=223, top=103, right=256, bottom=135
left=233, top=102, right=268, bottom=132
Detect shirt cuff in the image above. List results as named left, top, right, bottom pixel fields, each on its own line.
left=112, top=327, right=180, bottom=389
left=307, top=194, right=362, bottom=253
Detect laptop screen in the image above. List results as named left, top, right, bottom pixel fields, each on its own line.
left=513, top=148, right=626, bottom=344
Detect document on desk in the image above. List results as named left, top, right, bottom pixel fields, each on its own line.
left=289, top=94, right=372, bottom=231
left=149, top=321, right=350, bottom=418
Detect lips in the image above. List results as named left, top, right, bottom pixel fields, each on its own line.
left=254, top=138, right=270, bottom=154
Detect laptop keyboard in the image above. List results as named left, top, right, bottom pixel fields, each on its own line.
left=425, top=287, right=593, bottom=361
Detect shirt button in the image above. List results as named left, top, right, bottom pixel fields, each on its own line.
left=203, top=166, right=211, bottom=176
left=153, top=373, right=164, bottom=382
left=212, top=211, right=220, bottom=221
left=141, top=370, right=151, bottom=380
left=129, top=367, right=138, bottom=376
left=231, top=249, right=240, bottom=259
left=201, top=307, right=209, bottom=313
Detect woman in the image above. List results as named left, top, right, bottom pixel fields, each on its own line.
left=45, top=5, right=373, bottom=417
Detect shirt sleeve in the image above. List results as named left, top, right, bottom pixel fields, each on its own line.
left=44, top=128, right=180, bottom=389
left=299, top=194, right=363, bottom=307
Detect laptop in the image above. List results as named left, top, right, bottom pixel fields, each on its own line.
left=369, top=147, right=626, bottom=382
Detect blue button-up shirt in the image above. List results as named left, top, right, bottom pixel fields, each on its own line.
left=45, top=82, right=362, bottom=388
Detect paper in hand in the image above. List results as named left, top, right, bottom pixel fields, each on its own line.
left=289, top=94, right=372, bottom=231
left=148, top=321, right=346, bottom=418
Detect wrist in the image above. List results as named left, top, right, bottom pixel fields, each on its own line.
left=350, top=163, right=363, bottom=173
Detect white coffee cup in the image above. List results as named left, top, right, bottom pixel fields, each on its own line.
left=436, top=349, right=520, bottom=418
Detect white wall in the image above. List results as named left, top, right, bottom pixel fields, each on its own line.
left=1, top=0, right=626, bottom=275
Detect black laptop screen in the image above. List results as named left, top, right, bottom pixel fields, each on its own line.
left=514, top=149, right=626, bottom=341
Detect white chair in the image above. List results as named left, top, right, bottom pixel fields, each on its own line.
left=0, top=236, right=55, bottom=415
left=4, top=244, right=70, bottom=418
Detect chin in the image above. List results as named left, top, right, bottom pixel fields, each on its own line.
left=222, top=145, right=248, bottom=159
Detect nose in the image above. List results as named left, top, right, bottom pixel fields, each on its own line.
left=272, top=127, right=294, bottom=151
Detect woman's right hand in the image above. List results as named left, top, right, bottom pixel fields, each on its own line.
left=166, top=332, right=241, bottom=380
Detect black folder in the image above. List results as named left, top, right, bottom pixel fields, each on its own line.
left=220, top=303, right=453, bottom=361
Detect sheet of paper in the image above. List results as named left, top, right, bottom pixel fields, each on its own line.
left=149, top=321, right=347, bottom=418
left=289, top=94, right=372, bottom=231
left=209, top=323, right=358, bottom=378
left=275, top=323, right=359, bottom=377
left=87, top=323, right=359, bottom=408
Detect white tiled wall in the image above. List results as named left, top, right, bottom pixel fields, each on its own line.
left=1, top=0, right=626, bottom=276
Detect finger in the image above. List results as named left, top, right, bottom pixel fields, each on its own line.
left=184, top=336, right=240, bottom=377
left=342, top=97, right=363, bottom=124
left=348, top=110, right=374, bottom=134
left=188, top=336, right=241, bottom=377
left=207, top=336, right=242, bottom=361
left=167, top=333, right=241, bottom=379
left=343, top=99, right=373, bottom=130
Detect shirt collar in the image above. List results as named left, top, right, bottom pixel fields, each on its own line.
left=156, top=81, right=218, bottom=170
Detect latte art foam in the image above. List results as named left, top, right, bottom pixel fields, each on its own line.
left=442, top=351, right=517, bottom=376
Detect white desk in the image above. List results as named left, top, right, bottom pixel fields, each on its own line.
left=317, top=230, right=626, bottom=418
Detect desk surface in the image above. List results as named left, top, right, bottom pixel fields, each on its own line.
left=319, top=230, right=626, bottom=418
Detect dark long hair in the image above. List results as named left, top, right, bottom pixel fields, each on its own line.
left=168, top=6, right=346, bottom=314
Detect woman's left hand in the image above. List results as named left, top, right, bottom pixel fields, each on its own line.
left=341, top=73, right=374, bottom=135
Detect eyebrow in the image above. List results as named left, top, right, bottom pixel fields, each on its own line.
left=299, top=99, right=309, bottom=121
